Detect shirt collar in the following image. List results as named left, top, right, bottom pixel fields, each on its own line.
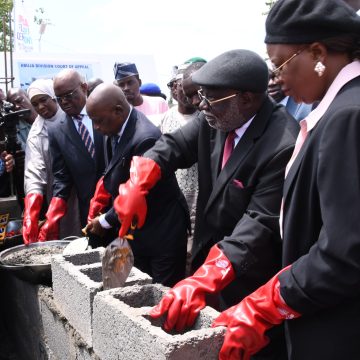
left=234, top=114, right=255, bottom=138
left=117, top=105, right=133, bottom=138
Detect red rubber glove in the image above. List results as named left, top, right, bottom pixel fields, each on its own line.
left=38, top=197, right=67, bottom=241
left=87, top=176, right=111, bottom=223
left=22, top=193, right=44, bottom=245
left=212, top=266, right=301, bottom=360
left=149, top=244, right=236, bottom=332
left=114, top=156, right=161, bottom=237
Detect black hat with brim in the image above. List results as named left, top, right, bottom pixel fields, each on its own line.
left=192, top=49, right=268, bottom=93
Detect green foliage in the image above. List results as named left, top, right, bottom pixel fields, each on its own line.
left=0, top=0, right=13, bottom=51
left=34, top=7, right=50, bottom=26
left=264, top=0, right=277, bottom=14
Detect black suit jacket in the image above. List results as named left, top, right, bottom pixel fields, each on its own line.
left=145, top=97, right=299, bottom=306
left=102, top=109, right=188, bottom=256
left=47, top=113, right=105, bottom=227
left=279, top=76, right=360, bottom=359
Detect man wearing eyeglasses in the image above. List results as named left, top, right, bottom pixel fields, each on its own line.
left=37, top=69, right=105, bottom=242
left=114, top=49, right=299, bottom=359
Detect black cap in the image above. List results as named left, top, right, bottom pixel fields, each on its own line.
left=265, top=0, right=360, bottom=44
left=113, top=62, right=139, bottom=80
left=192, top=49, right=268, bottom=93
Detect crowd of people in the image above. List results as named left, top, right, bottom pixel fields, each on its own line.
left=0, top=0, right=360, bottom=358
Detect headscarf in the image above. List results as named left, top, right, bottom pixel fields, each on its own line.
left=27, top=79, right=55, bottom=101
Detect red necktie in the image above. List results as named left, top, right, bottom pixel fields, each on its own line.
left=221, top=130, right=236, bottom=169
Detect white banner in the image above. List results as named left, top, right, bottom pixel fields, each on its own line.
left=13, top=1, right=34, bottom=53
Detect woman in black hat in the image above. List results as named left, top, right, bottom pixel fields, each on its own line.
left=212, top=0, right=360, bottom=359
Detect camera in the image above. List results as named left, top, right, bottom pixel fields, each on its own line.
left=0, top=101, right=30, bottom=154
left=0, top=101, right=31, bottom=209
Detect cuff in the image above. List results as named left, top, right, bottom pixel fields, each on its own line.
left=99, top=214, right=112, bottom=229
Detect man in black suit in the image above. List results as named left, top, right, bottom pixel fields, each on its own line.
left=116, top=50, right=299, bottom=359
left=37, top=70, right=105, bottom=241
left=85, top=83, right=188, bottom=287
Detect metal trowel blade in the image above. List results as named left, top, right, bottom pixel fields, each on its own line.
left=102, top=237, right=134, bottom=289
left=62, top=237, right=88, bottom=255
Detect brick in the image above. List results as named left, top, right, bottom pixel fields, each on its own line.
left=92, top=284, right=225, bottom=360
left=39, top=286, right=98, bottom=360
left=52, top=248, right=152, bottom=346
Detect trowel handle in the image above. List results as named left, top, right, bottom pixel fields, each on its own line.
left=123, top=217, right=137, bottom=241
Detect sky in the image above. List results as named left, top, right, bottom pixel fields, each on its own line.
left=15, top=0, right=270, bottom=93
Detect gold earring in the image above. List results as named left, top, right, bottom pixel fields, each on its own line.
left=314, top=61, right=326, bottom=77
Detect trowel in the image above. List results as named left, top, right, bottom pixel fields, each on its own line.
left=102, top=222, right=135, bottom=290
left=62, top=235, right=88, bottom=255
left=62, top=223, right=105, bottom=255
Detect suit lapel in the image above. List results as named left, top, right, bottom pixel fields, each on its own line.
left=283, top=131, right=311, bottom=202
left=205, top=98, right=275, bottom=213
left=60, top=115, right=91, bottom=160
left=209, top=130, right=225, bottom=186
left=105, top=112, right=136, bottom=175
left=93, top=127, right=104, bottom=168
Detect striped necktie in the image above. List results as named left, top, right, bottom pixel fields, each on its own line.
left=74, top=114, right=95, bottom=158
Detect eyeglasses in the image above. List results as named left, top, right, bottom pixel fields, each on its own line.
left=167, top=80, right=176, bottom=89
left=271, top=49, right=304, bottom=78
left=197, top=90, right=240, bottom=108
left=56, top=85, right=81, bottom=102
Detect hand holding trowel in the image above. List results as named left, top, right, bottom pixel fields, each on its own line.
left=102, top=219, right=136, bottom=290
left=104, top=156, right=161, bottom=289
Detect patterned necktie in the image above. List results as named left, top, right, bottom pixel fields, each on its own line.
left=74, top=114, right=95, bottom=158
left=221, top=130, right=237, bottom=169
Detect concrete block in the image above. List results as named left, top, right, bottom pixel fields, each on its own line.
left=52, top=248, right=152, bottom=346
left=93, top=284, right=225, bottom=360
left=39, top=286, right=99, bottom=360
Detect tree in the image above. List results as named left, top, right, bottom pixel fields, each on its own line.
left=0, top=0, right=13, bottom=52
left=263, top=0, right=278, bottom=15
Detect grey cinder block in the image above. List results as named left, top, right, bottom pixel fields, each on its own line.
left=39, top=286, right=98, bottom=360
left=92, top=284, right=225, bottom=360
left=51, top=248, right=152, bottom=346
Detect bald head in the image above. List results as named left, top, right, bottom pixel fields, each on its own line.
left=53, top=69, right=87, bottom=116
left=87, top=83, right=129, bottom=110
left=86, top=83, right=131, bottom=136
left=54, top=69, right=83, bottom=85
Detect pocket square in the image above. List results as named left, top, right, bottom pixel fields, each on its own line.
left=232, top=179, right=244, bottom=189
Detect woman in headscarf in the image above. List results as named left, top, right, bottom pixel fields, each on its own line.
left=212, top=0, right=360, bottom=359
left=22, top=79, right=81, bottom=244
